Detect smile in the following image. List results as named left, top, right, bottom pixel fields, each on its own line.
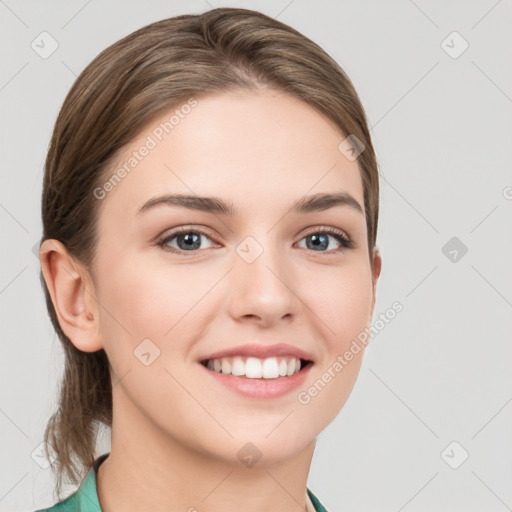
left=199, top=355, right=314, bottom=399
left=201, top=356, right=312, bottom=379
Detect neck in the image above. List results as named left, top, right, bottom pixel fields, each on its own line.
left=97, top=386, right=317, bottom=512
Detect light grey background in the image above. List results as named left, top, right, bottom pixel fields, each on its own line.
left=1, top=1, right=511, bottom=511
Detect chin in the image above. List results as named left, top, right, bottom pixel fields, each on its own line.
left=228, top=427, right=316, bottom=467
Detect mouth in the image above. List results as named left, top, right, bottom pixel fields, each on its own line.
left=200, top=356, right=314, bottom=380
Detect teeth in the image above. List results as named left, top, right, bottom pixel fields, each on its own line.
left=204, top=356, right=304, bottom=379
left=245, top=357, right=262, bottom=378
left=221, top=359, right=231, bottom=375
left=262, top=357, right=279, bottom=379
left=231, top=356, right=245, bottom=376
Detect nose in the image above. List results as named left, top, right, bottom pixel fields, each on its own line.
left=227, top=236, right=300, bottom=327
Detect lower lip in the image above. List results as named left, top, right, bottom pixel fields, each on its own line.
left=199, top=362, right=313, bottom=399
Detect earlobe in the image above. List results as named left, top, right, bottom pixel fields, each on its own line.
left=39, top=239, right=103, bottom=353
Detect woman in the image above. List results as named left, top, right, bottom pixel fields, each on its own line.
left=35, top=7, right=382, bottom=512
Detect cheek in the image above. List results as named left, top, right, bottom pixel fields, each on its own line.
left=95, top=256, right=215, bottom=350
left=307, top=260, right=373, bottom=347
left=299, top=262, right=373, bottom=424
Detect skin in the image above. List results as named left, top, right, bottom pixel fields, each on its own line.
left=40, top=87, right=381, bottom=512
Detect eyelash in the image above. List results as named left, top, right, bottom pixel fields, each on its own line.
left=156, top=226, right=355, bottom=255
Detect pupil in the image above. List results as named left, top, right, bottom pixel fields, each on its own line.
left=180, top=233, right=200, bottom=250
left=309, top=234, right=328, bottom=250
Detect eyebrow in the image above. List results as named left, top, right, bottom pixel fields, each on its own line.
left=136, top=191, right=364, bottom=217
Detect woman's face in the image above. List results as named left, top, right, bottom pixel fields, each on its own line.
left=86, top=88, right=380, bottom=464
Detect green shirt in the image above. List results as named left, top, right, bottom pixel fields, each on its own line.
left=35, top=453, right=329, bottom=512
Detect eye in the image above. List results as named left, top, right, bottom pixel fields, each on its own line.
left=296, top=227, right=355, bottom=253
left=156, top=225, right=355, bottom=255
left=157, top=227, right=217, bottom=253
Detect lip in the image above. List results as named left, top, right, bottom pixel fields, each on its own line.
left=199, top=343, right=314, bottom=363
left=199, top=360, right=314, bottom=399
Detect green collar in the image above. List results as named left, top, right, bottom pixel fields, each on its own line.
left=35, top=454, right=107, bottom=512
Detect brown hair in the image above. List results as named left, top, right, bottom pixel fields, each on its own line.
left=38, top=6, right=379, bottom=500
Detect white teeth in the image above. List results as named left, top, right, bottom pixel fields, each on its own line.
left=262, top=357, right=279, bottom=379
left=221, top=359, right=231, bottom=375
left=231, top=356, right=245, bottom=376
left=278, top=359, right=288, bottom=376
left=286, top=359, right=296, bottom=376
left=205, top=356, right=304, bottom=379
left=246, top=357, right=262, bottom=378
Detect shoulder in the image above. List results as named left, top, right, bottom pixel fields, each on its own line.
left=33, top=452, right=108, bottom=512
left=32, top=491, right=79, bottom=512
left=307, top=487, right=331, bottom=512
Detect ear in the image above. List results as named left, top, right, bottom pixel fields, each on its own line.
left=39, top=239, right=103, bottom=352
left=369, top=246, right=382, bottom=318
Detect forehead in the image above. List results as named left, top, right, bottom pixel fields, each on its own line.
left=97, top=89, right=364, bottom=220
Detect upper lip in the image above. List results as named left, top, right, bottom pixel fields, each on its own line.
left=200, top=343, right=314, bottom=362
